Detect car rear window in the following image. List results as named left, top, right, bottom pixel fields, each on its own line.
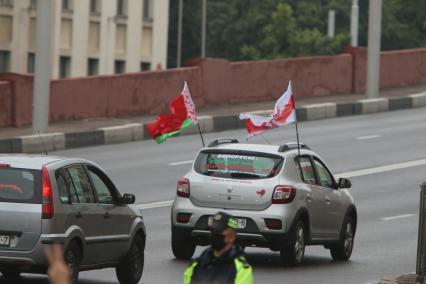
left=0, top=167, right=41, bottom=204
left=194, top=150, right=284, bottom=179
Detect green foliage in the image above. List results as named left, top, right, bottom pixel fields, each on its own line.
left=167, top=0, right=426, bottom=67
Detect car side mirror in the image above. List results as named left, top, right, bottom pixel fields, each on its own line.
left=122, top=194, right=135, bottom=205
left=338, top=178, right=351, bottom=189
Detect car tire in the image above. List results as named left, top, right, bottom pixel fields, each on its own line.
left=330, top=216, right=355, bottom=261
left=172, top=232, right=196, bottom=260
left=116, top=233, right=145, bottom=284
left=280, top=220, right=305, bottom=266
left=1, top=269, right=21, bottom=278
left=64, top=240, right=82, bottom=284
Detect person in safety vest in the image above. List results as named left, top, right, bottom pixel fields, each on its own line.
left=184, top=211, right=253, bottom=284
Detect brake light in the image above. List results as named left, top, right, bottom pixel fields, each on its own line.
left=177, top=178, right=190, bottom=198
left=0, top=163, right=10, bottom=168
left=271, top=186, right=296, bottom=204
left=42, top=166, right=54, bottom=219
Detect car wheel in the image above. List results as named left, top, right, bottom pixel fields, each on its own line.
left=330, top=216, right=355, bottom=261
left=280, top=220, right=305, bottom=266
left=116, top=234, right=145, bottom=284
left=172, top=231, right=196, bottom=260
left=1, top=269, right=21, bottom=278
left=64, top=241, right=82, bottom=284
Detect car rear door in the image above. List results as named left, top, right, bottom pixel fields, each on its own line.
left=0, top=166, right=42, bottom=251
left=66, top=165, right=107, bottom=265
left=86, top=165, right=132, bottom=262
left=312, top=157, right=344, bottom=239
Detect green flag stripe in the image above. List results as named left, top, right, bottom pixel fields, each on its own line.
left=155, top=118, right=195, bottom=144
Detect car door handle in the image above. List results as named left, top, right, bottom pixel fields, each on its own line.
left=104, top=212, right=110, bottom=219
left=75, top=212, right=83, bottom=218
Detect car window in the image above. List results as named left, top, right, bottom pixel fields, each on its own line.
left=0, top=167, right=41, bottom=204
left=67, top=166, right=96, bottom=203
left=194, top=150, right=284, bottom=179
left=297, top=156, right=316, bottom=185
left=55, top=168, right=78, bottom=204
left=313, top=158, right=335, bottom=188
left=87, top=167, right=115, bottom=204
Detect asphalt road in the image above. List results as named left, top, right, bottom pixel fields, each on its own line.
left=10, top=107, right=426, bottom=284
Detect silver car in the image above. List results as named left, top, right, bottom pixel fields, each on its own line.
left=0, top=155, right=146, bottom=284
left=171, top=139, right=356, bottom=265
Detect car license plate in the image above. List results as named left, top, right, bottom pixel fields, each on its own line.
left=0, top=235, right=10, bottom=247
left=208, top=217, right=247, bottom=229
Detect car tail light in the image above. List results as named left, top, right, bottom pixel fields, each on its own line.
left=271, top=186, right=296, bottom=204
left=176, top=213, right=192, bottom=223
left=0, top=163, right=10, bottom=168
left=177, top=178, right=190, bottom=198
left=265, top=218, right=283, bottom=230
left=42, top=166, right=54, bottom=219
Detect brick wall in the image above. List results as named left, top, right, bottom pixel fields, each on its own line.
left=0, top=47, right=425, bottom=127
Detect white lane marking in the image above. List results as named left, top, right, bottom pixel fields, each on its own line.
left=382, top=214, right=415, bottom=221
left=137, top=200, right=174, bottom=209
left=140, top=158, right=426, bottom=210
left=335, top=158, right=426, bottom=179
left=363, top=281, right=378, bottom=284
left=357, top=134, right=381, bottom=140
left=168, top=160, right=193, bottom=166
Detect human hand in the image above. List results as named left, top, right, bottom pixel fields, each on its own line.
left=45, top=243, right=71, bottom=284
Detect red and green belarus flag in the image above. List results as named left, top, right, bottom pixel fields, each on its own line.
left=146, top=82, right=199, bottom=143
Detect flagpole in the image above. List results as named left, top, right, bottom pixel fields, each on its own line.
left=295, top=121, right=301, bottom=158
left=290, top=81, right=302, bottom=173
left=196, top=123, right=206, bottom=147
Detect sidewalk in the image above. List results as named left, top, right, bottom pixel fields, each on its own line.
left=0, top=83, right=425, bottom=153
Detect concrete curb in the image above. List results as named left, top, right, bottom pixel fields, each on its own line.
left=379, top=274, right=425, bottom=284
left=1, top=92, right=425, bottom=154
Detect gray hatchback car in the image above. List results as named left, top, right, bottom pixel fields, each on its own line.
left=171, top=139, right=356, bottom=265
left=0, top=155, right=146, bottom=284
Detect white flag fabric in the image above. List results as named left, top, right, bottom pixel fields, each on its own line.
left=182, top=81, right=198, bottom=124
left=239, top=81, right=296, bottom=137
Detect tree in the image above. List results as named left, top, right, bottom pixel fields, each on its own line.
left=167, top=0, right=426, bottom=67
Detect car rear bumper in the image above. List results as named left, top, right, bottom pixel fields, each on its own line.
left=0, top=234, right=72, bottom=272
left=172, top=197, right=297, bottom=250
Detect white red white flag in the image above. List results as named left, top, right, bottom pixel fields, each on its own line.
left=239, top=81, right=297, bottom=137
left=182, top=81, right=199, bottom=124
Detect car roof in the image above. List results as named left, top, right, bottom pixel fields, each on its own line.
left=0, top=154, right=90, bottom=170
left=203, top=142, right=315, bottom=157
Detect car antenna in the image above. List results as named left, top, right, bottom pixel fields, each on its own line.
left=37, top=131, right=48, bottom=155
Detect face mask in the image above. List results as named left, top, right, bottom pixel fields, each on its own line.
left=211, top=233, right=226, bottom=251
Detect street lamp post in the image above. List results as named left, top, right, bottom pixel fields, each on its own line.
left=350, top=0, right=359, bottom=47
left=366, top=0, right=382, bottom=98
left=201, top=0, right=206, bottom=58
left=327, top=10, right=335, bottom=38
left=32, top=0, right=53, bottom=134
left=177, top=0, right=183, bottom=67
